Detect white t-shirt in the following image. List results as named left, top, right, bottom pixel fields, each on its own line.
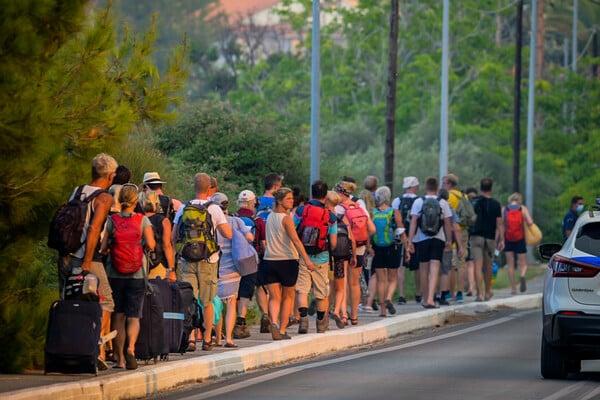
left=410, top=195, right=452, bottom=243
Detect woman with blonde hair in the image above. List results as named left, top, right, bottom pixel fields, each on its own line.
left=503, top=192, right=535, bottom=294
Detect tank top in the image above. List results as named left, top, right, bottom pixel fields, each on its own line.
left=264, top=212, right=299, bottom=261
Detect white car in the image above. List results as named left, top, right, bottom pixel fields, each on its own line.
left=538, top=210, right=600, bottom=379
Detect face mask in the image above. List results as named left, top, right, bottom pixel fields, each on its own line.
left=576, top=204, right=584, bottom=213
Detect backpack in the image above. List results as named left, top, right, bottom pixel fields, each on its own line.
left=451, top=191, right=477, bottom=227
left=47, top=186, right=103, bottom=255
left=418, top=196, right=443, bottom=236
left=504, top=205, right=524, bottom=242
left=158, top=194, right=176, bottom=223
left=340, top=202, right=369, bottom=246
left=469, top=196, right=487, bottom=235
left=255, top=198, right=274, bottom=223
left=371, top=207, right=395, bottom=247
left=398, top=196, right=416, bottom=232
left=110, top=213, right=144, bottom=274
left=331, top=216, right=352, bottom=260
left=176, top=201, right=219, bottom=262
left=296, top=204, right=330, bottom=255
left=148, top=214, right=168, bottom=269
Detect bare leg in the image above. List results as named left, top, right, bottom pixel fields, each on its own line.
left=280, top=286, right=295, bottom=334
left=224, top=297, right=237, bottom=345
left=125, top=317, right=140, bottom=356
left=474, top=259, right=484, bottom=299
left=349, top=266, right=362, bottom=320
left=505, top=251, right=517, bottom=294
left=385, top=268, right=397, bottom=302
left=268, top=283, right=283, bottom=327
left=112, top=313, right=126, bottom=368
left=427, top=261, right=441, bottom=305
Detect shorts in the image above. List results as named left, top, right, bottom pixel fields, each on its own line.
left=237, top=272, right=257, bottom=299
left=256, top=259, right=267, bottom=286
left=440, top=250, right=453, bottom=275
left=332, top=259, right=346, bottom=279
left=415, top=238, right=445, bottom=263
left=504, top=238, right=527, bottom=254
left=355, top=254, right=365, bottom=269
left=372, top=245, right=401, bottom=269
left=59, top=256, right=115, bottom=313
left=180, top=259, right=218, bottom=308
left=401, top=249, right=420, bottom=271
left=262, top=259, right=299, bottom=287
left=452, top=229, right=469, bottom=270
left=109, top=278, right=145, bottom=318
left=296, top=259, right=330, bottom=299
left=469, top=235, right=496, bottom=265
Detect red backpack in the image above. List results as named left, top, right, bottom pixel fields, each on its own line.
left=504, top=206, right=524, bottom=242
left=110, top=213, right=144, bottom=274
left=340, top=202, right=369, bottom=246
left=296, top=204, right=330, bottom=255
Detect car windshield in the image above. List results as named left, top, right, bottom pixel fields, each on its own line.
left=574, top=222, right=600, bottom=256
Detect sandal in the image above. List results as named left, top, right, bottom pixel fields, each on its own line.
left=186, top=340, right=197, bottom=352
left=125, top=353, right=137, bottom=370
left=349, top=316, right=358, bottom=325
left=224, top=342, right=238, bottom=348
left=105, top=349, right=115, bottom=363
left=332, top=313, right=345, bottom=329
left=202, top=340, right=213, bottom=351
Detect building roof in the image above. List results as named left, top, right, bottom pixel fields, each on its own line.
left=216, top=0, right=281, bottom=18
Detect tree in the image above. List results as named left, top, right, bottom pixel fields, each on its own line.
left=0, top=0, right=187, bottom=372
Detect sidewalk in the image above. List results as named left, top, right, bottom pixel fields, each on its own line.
left=2, top=273, right=545, bottom=400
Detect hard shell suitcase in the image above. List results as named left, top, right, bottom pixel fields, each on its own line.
left=45, top=300, right=102, bottom=375
left=150, top=278, right=184, bottom=358
left=135, top=282, right=164, bottom=363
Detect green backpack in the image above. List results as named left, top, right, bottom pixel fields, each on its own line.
left=176, top=201, right=219, bottom=262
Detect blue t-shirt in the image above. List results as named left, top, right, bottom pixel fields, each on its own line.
left=294, top=200, right=338, bottom=263
left=562, top=209, right=578, bottom=240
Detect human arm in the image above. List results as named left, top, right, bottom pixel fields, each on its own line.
left=282, top=214, right=315, bottom=270
left=344, top=215, right=357, bottom=267
left=81, top=192, right=112, bottom=271
left=161, top=218, right=176, bottom=280
left=495, top=216, right=505, bottom=251
left=522, top=206, right=534, bottom=227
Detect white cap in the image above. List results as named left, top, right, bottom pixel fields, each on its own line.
left=238, top=189, right=256, bottom=202
left=142, top=172, right=166, bottom=184
left=211, top=192, right=229, bottom=208
left=402, top=176, right=419, bottom=189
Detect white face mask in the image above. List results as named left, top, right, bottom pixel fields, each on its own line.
left=576, top=204, right=585, bottom=214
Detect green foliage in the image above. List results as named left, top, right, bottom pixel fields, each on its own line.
left=154, top=101, right=310, bottom=199
left=0, top=0, right=187, bottom=372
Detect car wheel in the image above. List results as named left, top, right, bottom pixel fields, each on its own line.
left=540, top=334, right=568, bottom=379
left=565, top=358, right=581, bottom=374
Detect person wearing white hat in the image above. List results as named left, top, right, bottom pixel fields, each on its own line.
left=142, top=172, right=182, bottom=222
left=391, top=176, right=422, bottom=305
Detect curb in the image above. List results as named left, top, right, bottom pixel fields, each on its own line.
left=5, top=293, right=542, bottom=400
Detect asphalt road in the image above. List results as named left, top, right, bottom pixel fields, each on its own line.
left=151, top=309, right=600, bottom=400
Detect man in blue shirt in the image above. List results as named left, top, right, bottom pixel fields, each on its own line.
left=294, top=181, right=338, bottom=334
left=563, top=196, right=585, bottom=240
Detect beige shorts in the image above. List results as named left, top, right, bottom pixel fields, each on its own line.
left=469, top=235, right=496, bottom=266
left=296, top=259, right=330, bottom=299
left=180, top=259, right=218, bottom=307
left=451, top=229, right=469, bottom=270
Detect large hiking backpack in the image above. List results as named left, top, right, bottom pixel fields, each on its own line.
left=469, top=196, right=486, bottom=235
left=110, top=213, right=144, bottom=274
left=451, top=191, right=477, bottom=227
left=504, top=205, right=524, bottom=242
left=148, top=214, right=168, bottom=269
left=371, top=207, right=395, bottom=247
left=296, top=204, right=330, bottom=255
left=340, top=202, right=369, bottom=247
left=48, top=186, right=103, bottom=255
left=398, top=196, right=416, bottom=232
left=418, top=196, right=443, bottom=236
left=158, top=194, right=176, bottom=223
left=176, top=201, right=219, bottom=262
left=331, top=216, right=352, bottom=260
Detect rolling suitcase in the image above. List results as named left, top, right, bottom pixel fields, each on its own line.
left=135, top=281, right=164, bottom=364
left=150, top=278, right=184, bottom=358
left=177, top=281, right=203, bottom=353
left=45, top=300, right=102, bottom=375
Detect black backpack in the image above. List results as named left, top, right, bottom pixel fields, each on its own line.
left=331, top=216, right=352, bottom=260
left=418, top=196, right=443, bottom=236
left=48, top=186, right=103, bottom=255
left=158, top=194, right=176, bottom=223
left=148, top=213, right=169, bottom=269
left=398, top=196, right=416, bottom=231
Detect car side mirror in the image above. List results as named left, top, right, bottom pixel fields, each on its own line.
left=538, top=243, right=562, bottom=261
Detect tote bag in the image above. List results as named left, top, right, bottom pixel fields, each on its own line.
left=231, top=227, right=259, bottom=276
left=524, top=223, right=543, bottom=245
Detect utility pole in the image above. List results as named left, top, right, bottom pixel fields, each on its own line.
left=384, top=0, right=399, bottom=192
left=525, top=0, right=537, bottom=216
left=512, top=0, right=523, bottom=194
left=309, top=0, right=320, bottom=189
left=439, top=0, right=450, bottom=182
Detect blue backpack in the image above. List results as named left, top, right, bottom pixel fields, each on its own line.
left=371, top=207, right=395, bottom=247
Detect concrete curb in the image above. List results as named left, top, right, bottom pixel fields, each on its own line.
left=5, top=293, right=542, bottom=400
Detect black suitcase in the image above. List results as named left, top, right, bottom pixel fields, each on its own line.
left=176, top=281, right=203, bottom=353
left=135, top=281, right=164, bottom=363
left=150, top=278, right=184, bottom=358
left=45, top=300, right=102, bottom=375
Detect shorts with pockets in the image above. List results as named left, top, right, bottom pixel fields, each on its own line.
left=180, top=259, right=218, bottom=308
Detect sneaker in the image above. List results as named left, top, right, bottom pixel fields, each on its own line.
left=298, top=316, right=309, bottom=334
left=415, top=295, right=422, bottom=304
left=438, top=297, right=450, bottom=306
left=385, top=299, right=396, bottom=315
left=260, top=314, right=271, bottom=333
left=288, top=316, right=299, bottom=326
left=316, top=315, right=329, bottom=333
left=308, top=299, right=317, bottom=316
left=271, top=324, right=283, bottom=340
left=371, top=301, right=379, bottom=311
left=520, top=277, right=527, bottom=293
left=465, top=291, right=473, bottom=297
left=233, top=323, right=250, bottom=339
left=397, top=296, right=407, bottom=305
left=455, top=291, right=464, bottom=304
left=281, top=332, right=292, bottom=340
left=359, top=304, right=374, bottom=313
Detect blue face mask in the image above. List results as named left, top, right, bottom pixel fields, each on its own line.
left=576, top=204, right=584, bottom=214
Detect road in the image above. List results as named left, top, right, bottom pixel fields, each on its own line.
left=151, top=309, right=600, bottom=400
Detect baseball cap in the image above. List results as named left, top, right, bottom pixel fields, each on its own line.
left=238, top=189, right=256, bottom=202
left=211, top=192, right=229, bottom=208
left=402, top=176, right=419, bottom=189
left=142, top=172, right=166, bottom=184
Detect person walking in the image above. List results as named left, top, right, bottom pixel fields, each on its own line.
left=263, top=187, right=315, bottom=340
left=503, top=192, right=535, bottom=294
